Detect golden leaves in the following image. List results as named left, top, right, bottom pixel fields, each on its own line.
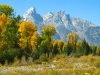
left=0, top=13, right=7, bottom=44
left=18, top=21, right=37, bottom=37
left=0, top=13, right=7, bottom=32
left=18, top=38, right=27, bottom=49
left=67, top=32, right=78, bottom=48
left=30, top=32, right=38, bottom=51
left=42, top=25, right=56, bottom=36
left=18, top=21, right=38, bottom=50
left=53, top=40, right=64, bottom=52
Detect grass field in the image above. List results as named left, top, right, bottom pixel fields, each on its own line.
left=0, top=54, right=100, bottom=75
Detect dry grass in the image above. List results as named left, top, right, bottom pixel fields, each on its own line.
left=0, top=54, right=100, bottom=75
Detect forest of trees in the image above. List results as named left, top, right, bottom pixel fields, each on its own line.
left=0, top=4, right=100, bottom=64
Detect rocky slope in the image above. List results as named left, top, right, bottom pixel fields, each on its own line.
left=23, top=7, right=100, bottom=45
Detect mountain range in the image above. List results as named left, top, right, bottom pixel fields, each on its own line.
left=22, top=7, right=100, bottom=46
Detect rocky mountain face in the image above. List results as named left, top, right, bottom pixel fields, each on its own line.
left=23, top=7, right=100, bottom=45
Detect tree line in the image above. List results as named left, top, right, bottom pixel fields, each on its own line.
left=0, top=4, right=100, bottom=64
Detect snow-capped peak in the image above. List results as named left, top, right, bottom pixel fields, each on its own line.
left=23, top=7, right=37, bottom=17
left=43, top=12, right=53, bottom=21
left=47, top=12, right=53, bottom=16
left=56, top=10, right=66, bottom=15
left=23, top=7, right=43, bottom=24
left=27, top=7, right=36, bottom=14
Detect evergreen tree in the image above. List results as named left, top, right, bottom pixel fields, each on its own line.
left=81, top=39, right=92, bottom=55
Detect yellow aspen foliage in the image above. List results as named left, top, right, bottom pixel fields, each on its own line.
left=67, top=32, right=78, bottom=48
left=57, top=40, right=64, bottom=52
left=18, top=21, right=32, bottom=37
left=76, top=41, right=82, bottom=48
left=18, top=38, right=27, bottom=49
left=0, top=13, right=7, bottom=23
left=42, top=25, right=56, bottom=38
left=30, top=31, right=38, bottom=51
left=18, top=21, right=37, bottom=37
left=0, top=13, right=7, bottom=33
left=96, top=46, right=100, bottom=55
left=62, top=43, right=67, bottom=51
left=18, top=21, right=38, bottom=50
left=48, top=42, right=53, bottom=51
left=53, top=40, right=64, bottom=52
left=0, top=13, right=7, bottom=43
left=32, top=24, right=38, bottom=31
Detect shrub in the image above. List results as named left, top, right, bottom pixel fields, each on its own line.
left=49, top=52, right=53, bottom=59
left=31, top=51, right=39, bottom=60
left=39, top=53, right=48, bottom=62
left=0, top=48, right=16, bottom=64
left=73, top=53, right=82, bottom=58
left=34, top=60, right=42, bottom=64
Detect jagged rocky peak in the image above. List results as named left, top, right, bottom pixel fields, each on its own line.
left=23, top=7, right=37, bottom=16
left=27, top=7, right=36, bottom=14
left=47, top=12, right=53, bottom=16
left=23, top=7, right=43, bottom=24
left=54, top=10, right=67, bottom=20
left=57, top=10, right=66, bottom=14
left=43, top=12, right=53, bottom=20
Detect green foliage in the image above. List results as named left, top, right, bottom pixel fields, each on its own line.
left=81, top=39, right=92, bottom=55
left=1, top=17, right=19, bottom=50
left=0, top=4, right=14, bottom=16
left=39, top=53, right=48, bottom=62
left=18, top=21, right=38, bottom=51
left=63, top=43, right=72, bottom=56
left=38, top=25, right=56, bottom=58
left=67, top=32, right=78, bottom=54
left=92, top=46, right=97, bottom=55
left=0, top=48, right=16, bottom=64
left=0, top=4, right=100, bottom=65
left=42, top=25, right=56, bottom=37
left=67, top=32, right=78, bottom=48
left=96, top=46, right=100, bottom=55
left=52, top=43, right=58, bottom=56
left=31, top=51, right=39, bottom=60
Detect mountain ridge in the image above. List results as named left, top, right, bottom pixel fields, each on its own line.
left=23, top=7, right=100, bottom=45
